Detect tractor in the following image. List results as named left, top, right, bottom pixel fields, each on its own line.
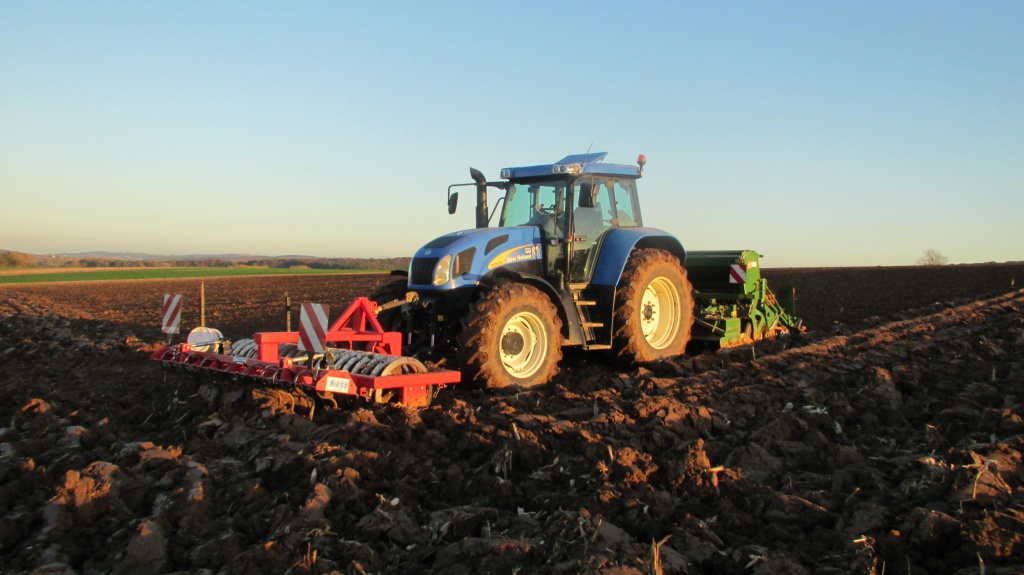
left=371, top=152, right=801, bottom=388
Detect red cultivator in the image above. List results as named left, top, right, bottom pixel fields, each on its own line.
left=151, top=297, right=460, bottom=408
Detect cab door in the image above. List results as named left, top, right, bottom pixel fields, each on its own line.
left=567, top=177, right=642, bottom=283
left=569, top=178, right=614, bottom=283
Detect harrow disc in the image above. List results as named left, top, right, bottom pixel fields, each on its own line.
left=230, top=338, right=259, bottom=358
left=279, top=344, right=308, bottom=361
left=326, top=349, right=427, bottom=377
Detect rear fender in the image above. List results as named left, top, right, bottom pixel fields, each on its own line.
left=590, top=228, right=686, bottom=287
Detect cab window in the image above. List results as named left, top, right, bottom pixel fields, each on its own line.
left=609, top=179, right=639, bottom=227
left=499, top=182, right=567, bottom=237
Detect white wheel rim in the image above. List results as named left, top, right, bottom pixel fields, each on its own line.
left=640, top=277, right=680, bottom=349
left=500, top=311, right=547, bottom=378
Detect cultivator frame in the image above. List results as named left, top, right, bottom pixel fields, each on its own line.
left=151, top=297, right=460, bottom=408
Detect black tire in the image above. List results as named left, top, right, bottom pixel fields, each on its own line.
left=613, top=249, right=693, bottom=362
left=368, top=278, right=409, bottom=332
left=457, top=283, right=563, bottom=388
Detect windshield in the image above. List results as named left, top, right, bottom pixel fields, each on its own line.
left=499, top=181, right=568, bottom=234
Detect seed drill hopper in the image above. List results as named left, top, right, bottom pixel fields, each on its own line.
left=151, top=297, right=460, bottom=408
left=686, top=250, right=803, bottom=347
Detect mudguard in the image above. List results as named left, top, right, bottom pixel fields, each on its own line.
left=589, top=227, right=686, bottom=287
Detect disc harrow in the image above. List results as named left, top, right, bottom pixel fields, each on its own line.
left=151, top=297, right=460, bottom=408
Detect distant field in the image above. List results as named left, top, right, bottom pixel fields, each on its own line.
left=0, top=267, right=379, bottom=284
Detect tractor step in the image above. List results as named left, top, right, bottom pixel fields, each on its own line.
left=569, top=285, right=606, bottom=346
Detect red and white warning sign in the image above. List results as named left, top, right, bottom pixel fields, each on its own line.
left=728, top=263, right=747, bottom=284
left=161, top=294, right=182, bottom=334
left=298, top=302, right=330, bottom=353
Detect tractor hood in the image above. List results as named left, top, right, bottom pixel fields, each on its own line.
left=408, top=226, right=543, bottom=290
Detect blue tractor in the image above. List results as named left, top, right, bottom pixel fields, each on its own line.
left=371, top=152, right=696, bottom=388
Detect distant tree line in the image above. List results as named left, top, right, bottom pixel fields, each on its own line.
left=0, top=250, right=33, bottom=267
left=235, top=257, right=412, bottom=271
left=917, top=249, right=949, bottom=266
left=11, top=254, right=412, bottom=271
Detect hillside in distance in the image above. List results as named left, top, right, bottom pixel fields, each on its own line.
left=53, top=251, right=279, bottom=262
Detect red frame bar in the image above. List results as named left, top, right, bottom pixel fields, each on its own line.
left=253, top=297, right=402, bottom=361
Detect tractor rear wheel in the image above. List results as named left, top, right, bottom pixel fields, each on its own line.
left=613, top=249, right=693, bottom=363
left=458, top=283, right=563, bottom=388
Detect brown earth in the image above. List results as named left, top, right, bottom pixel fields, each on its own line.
left=0, top=263, right=1022, bottom=574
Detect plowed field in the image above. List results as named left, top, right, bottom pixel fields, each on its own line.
left=1, top=263, right=1022, bottom=574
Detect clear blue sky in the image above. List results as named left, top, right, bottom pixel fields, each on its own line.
left=2, top=2, right=1021, bottom=267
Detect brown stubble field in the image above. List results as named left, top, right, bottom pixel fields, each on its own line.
left=0, top=262, right=1022, bottom=574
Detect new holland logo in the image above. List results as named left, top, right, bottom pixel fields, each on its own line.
left=488, top=244, right=541, bottom=270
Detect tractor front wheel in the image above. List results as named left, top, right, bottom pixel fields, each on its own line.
left=613, top=249, right=694, bottom=363
left=458, top=284, right=563, bottom=388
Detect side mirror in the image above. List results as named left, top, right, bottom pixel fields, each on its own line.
left=448, top=191, right=459, bottom=214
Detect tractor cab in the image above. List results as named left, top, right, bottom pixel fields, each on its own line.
left=449, top=152, right=646, bottom=285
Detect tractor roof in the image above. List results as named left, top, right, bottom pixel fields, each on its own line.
left=500, top=152, right=641, bottom=180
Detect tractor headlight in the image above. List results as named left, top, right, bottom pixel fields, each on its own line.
left=552, top=164, right=581, bottom=175
left=432, top=255, right=452, bottom=286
